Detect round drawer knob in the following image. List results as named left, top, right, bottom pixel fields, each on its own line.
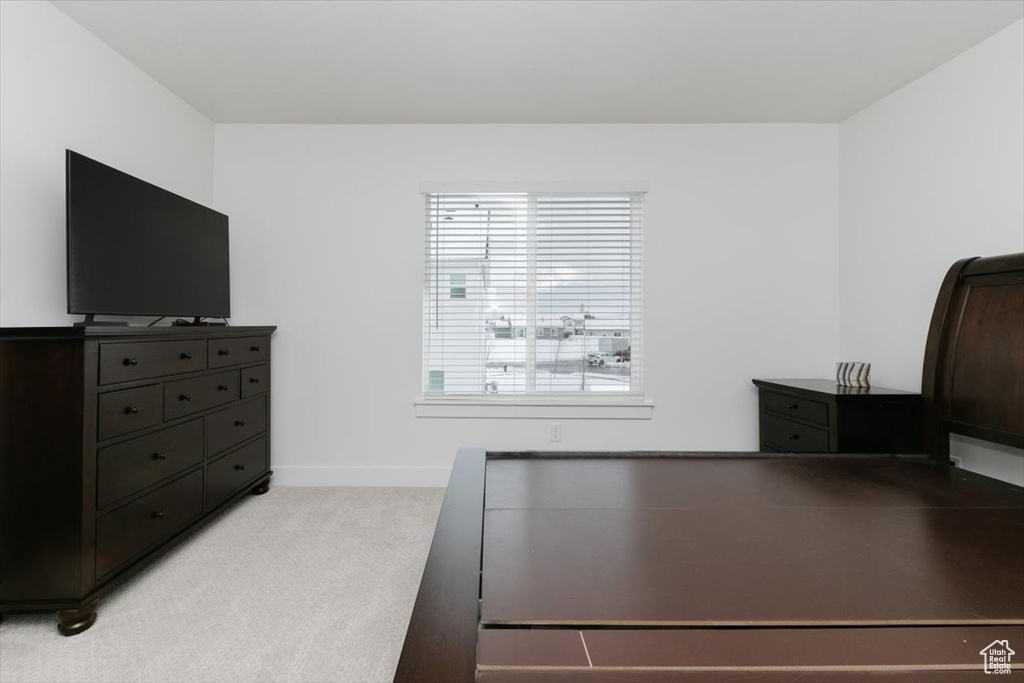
left=152, top=452, right=167, bottom=461
left=249, top=377, right=260, bottom=384
left=123, top=357, right=138, bottom=366
left=234, top=464, right=246, bottom=471
left=218, top=384, right=230, bottom=391
left=179, top=393, right=192, bottom=402
left=235, top=420, right=246, bottom=427
left=181, top=352, right=193, bottom=360
left=151, top=510, right=166, bottom=519
left=124, top=406, right=139, bottom=415
left=218, top=349, right=230, bottom=356
left=788, top=433, right=800, bottom=441
left=788, top=403, right=799, bottom=410
left=250, top=345, right=260, bottom=352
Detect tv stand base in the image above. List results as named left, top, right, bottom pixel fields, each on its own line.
left=172, top=317, right=227, bottom=327
left=74, top=315, right=128, bottom=327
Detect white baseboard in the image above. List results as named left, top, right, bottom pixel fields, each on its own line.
left=270, top=465, right=451, bottom=487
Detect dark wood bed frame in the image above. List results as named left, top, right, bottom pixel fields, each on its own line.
left=394, top=252, right=1024, bottom=682
left=922, top=252, right=1024, bottom=460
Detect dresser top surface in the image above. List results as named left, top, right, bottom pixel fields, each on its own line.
left=1, top=325, right=277, bottom=340
left=753, top=378, right=919, bottom=397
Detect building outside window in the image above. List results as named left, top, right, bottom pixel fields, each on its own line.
left=449, top=273, right=466, bottom=299
left=423, top=190, right=644, bottom=398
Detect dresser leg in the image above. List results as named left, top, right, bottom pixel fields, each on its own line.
left=57, top=601, right=97, bottom=636
left=252, top=475, right=271, bottom=496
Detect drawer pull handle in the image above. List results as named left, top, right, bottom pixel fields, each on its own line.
left=151, top=510, right=166, bottom=520
left=218, top=384, right=230, bottom=391
left=218, top=349, right=230, bottom=356
left=234, top=464, right=246, bottom=471
left=235, top=420, right=246, bottom=427
left=788, top=433, right=800, bottom=441
left=152, top=452, right=167, bottom=461
left=124, top=406, right=139, bottom=415
left=788, top=403, right=799, bottom=410
left=179, top=393, right=192, bottom=402
left=249, top=377, right=260, bottom=384
left=123, top=357, right=139, bottom=366
left=250, top=345, right=260, bottom=352
left=181, top=352, right=193, bottom=360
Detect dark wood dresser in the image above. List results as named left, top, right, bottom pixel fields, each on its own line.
left=752, top=379, right=923, bottom=454
left=0, top=325, right=276, bottom=635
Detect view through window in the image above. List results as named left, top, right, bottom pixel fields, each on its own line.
left=423, top=191, right=644, bottom=397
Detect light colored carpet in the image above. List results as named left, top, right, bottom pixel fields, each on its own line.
left=0, top=487, right=444, bottom=683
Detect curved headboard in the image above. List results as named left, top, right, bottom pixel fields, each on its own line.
left=921, top=252, right=1024, bottom=462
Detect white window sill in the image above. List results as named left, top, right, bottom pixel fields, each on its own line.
left=414, top=399, right=654, bottom=420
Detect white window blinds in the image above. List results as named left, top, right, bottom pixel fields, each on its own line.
left=423, top=191, right=644, bottom=398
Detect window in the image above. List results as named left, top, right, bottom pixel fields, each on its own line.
left=449, top=274, right=466, bottom=299
left=423, top=191, right=644, bottom=398
left=428, top=370, right=445, bottom=393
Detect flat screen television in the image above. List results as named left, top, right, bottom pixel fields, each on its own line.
left=66, top=150, right=230, bottom=321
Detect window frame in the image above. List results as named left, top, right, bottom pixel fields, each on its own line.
left=418, top=182, right=651, bottom=418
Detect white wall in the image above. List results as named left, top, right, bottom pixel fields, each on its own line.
left=839, top=20, right=1024, bottom=484
left=0, top=1, right=214, bottom=327
left=214, top=124, right=839, bottom=484
left=7, top=1, right=1016, bottom=486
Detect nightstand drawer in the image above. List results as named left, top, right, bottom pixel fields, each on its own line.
left=208, top=336, right=267, bottom=369
left=164, top=370, right=239, bottom=420
left=95, top=470, right=203, bottom=579
left=761, top=391, right=829, bottom=426
left=97, top=418, right=203, bottom=509
left=762, top=413, right=830, bottom=452
left=207, top=438, right=267, bottom=508
left=206, top=397, right=266, bottom=456
left=97, top=385, right=163, bottom=440
left=99, top=339, right=206, bottom=385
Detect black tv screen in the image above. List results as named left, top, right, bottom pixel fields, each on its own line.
left=66, top=150, right=230, bottom=318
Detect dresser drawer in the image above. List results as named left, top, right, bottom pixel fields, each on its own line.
left=98, top=339, right=206, bottom=385
left=95, top=470, right=204, bottom=578
left=164, top=370, right=238, bottom=420
left=208, top=336, right=267, bottom=369
left=762, top=413, right=830, bottom=452
left=240, top=365, right=269, bottom=398
left=97, top=385, right=163, bottom=440
left=207, top=397, right=267, bottom=456
left=207, top=438, right=267, bottom=508
left=97, top=419, right=203, bottom=509
left=761, top=391, right=829, bottom=426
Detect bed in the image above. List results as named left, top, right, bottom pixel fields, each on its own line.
left=394, top=253, right=1024, bottom=682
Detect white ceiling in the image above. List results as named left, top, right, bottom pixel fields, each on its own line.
left=51, top=0, right=1024, bottom=124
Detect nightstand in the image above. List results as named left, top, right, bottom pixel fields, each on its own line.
left=752, top=379, right=923, bottom=454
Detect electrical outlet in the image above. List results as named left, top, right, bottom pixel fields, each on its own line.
left=549, top=423, right=562, bottom=442
left=950, top=456, right=963, bottom=468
